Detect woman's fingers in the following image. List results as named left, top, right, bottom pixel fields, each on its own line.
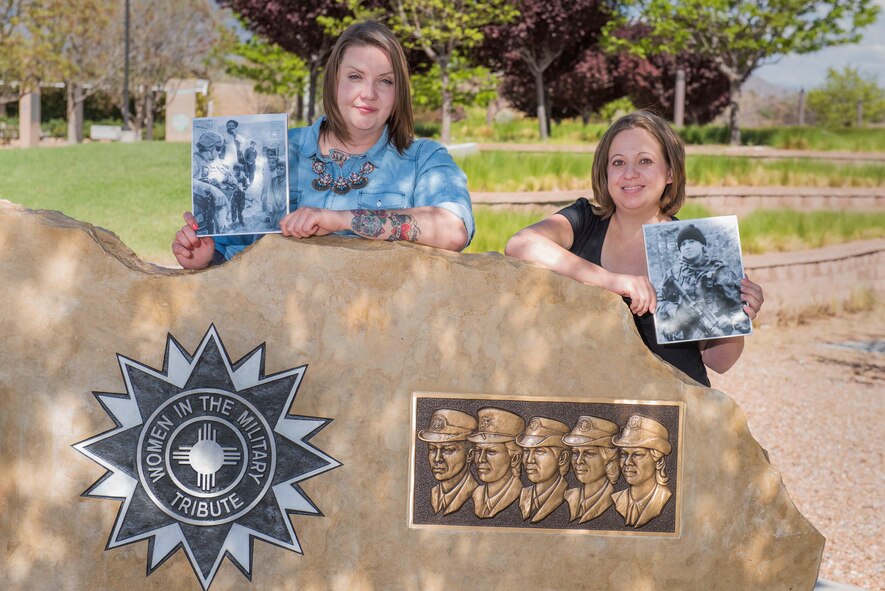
left=741, top=275, right=764, bottom=318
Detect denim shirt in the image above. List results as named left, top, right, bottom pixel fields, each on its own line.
left=214, top=117, right=474, bottom=260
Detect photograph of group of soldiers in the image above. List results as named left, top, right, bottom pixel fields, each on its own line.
left=644, top=216, right=752, bottom=344
left=191, top=114, right=289, bottom=237
left=413, top=400, right=680, bottom=533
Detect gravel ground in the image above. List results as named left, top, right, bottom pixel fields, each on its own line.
left=709, top=303, right=885, bottom=590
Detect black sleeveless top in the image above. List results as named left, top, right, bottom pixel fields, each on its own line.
left=557, top=198, right=710, bottom=386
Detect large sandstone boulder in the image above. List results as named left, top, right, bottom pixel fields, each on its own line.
left=0, top=200, right=823, bottom=590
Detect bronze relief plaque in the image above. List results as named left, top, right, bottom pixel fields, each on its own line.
left=409, top=393, right=683, bottom=536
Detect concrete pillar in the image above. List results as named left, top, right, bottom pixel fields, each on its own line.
left=165, top=78, right=201, bottom=143
left=674, top=69, right=686, bottom=127
left=798, top=89, right=805, bottom=126
left=18, top=92, right=41, bottom=147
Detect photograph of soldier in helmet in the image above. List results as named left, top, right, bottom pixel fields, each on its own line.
left=191, top=114, right=288, bottom=237
left=644, top=216, right=752, bottom=344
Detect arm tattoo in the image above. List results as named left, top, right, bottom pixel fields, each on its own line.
left=386, top=212, right=421, bottom=242
left=351, top=209, right=386, bottom=237
left=351, top=210, right=421, bottom=242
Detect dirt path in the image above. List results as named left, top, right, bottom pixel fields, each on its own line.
left=709, top=304, right=885, bottom=590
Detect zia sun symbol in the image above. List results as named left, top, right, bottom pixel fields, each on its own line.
left=73, top=326, right=340, bottom=590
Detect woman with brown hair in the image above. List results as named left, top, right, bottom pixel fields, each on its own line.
left=505, top=111, right=763, bottom=386
left=173, top=21, right=474, bottom=268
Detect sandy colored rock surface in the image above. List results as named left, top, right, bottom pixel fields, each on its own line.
left=711, top=306, right=885, bottom=591
left=1, top=201, right=823, bottom=590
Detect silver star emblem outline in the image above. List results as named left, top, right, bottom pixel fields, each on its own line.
left=72, top=326, right=341, bottom=590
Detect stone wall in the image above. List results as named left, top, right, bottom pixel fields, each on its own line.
left=744, top=239, right=885, bottom=320
left=472, top=187, right=885, bottom=215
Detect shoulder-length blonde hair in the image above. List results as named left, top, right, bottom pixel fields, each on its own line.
left=591, top=110, right=686, bottom=218
left=322, top=21, right=414, bottom=154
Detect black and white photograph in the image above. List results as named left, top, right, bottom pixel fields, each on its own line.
left=191, top=113, right=288, bottom=237
left=643, top=216, right=752, bottom=345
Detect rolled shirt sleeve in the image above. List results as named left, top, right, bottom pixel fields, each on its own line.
left=213, top=232, right=257, bottom=261
left=411, top=140, right=475, bottom=246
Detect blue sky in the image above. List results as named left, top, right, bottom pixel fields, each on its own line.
left=755, top=0, right=885, bottom=89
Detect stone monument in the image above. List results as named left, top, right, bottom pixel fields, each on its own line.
left=165, top=79, right=204, bottom=143
left=0, top=201, right=824, bottom=590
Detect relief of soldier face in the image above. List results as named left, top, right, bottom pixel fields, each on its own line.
left=522, top=446, right=566, bottom=484
left=678, top=239, right=705, bottom=264
left=619, top=447, right=656, bottom=486
left=571, top=446, right=608, bottom=484
left=474, top=442, right=517, bottom=484
left=427, top=441, right=471, bottom=482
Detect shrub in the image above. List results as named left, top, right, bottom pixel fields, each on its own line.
left=415, top=121, right=440, bottom=139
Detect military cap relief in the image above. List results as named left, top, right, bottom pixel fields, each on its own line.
left=412, top=395, right=682, bottom=535
left=468, top=408, right=525, bottom=518
left=516, top=417, right=571, bottom=523
left=417, top=409, right=478, bottom=515
left=612, top=415, right=673, bottom=527
left=563, top=416, right=621, bottom=524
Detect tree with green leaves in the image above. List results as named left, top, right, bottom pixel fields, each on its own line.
left=225, top=36, right=309, bottom=118
left=0, top=0, right=26, bottom=106
left=807, top=66, right=885, bottom=127
left=393, top=0, right=517, bottom=144
left=122, top=0, right=228, bottom=140
left=611, top=0, right=880, bottom=144
left=222, top=0, right=359, bottom=124
left=410, top=55, right=498, bottom=118
left=7, top=0, right=120, bottom=142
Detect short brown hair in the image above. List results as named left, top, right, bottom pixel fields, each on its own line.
left=322, top=21, right=414, bottom=154
left=591, top=111, right=686, bottom=218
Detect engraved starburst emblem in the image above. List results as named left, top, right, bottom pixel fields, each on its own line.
left=73, top=326, right=340, bottom=589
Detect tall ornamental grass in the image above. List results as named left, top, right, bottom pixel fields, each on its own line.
left=465, top=204, right=885, bottom=255
left=680, top=125, right=885, bottom=152
left=738, top=209, right=885, bottom=253
left=427, top=107, right=885, bottom=151
left=457, top=152, right=885, bottom=192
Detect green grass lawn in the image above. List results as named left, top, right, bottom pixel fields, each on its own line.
left=2, top=142, right=883, bottom=262
left=0, top=142, right=191, bottom=263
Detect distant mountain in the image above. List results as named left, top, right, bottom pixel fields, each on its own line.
left=741, top=75, right=794, bottom=98
left=711, top=75, right=801, bottom=127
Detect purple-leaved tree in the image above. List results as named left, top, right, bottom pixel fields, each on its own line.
left=482, top=0, right=608, bottom=139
